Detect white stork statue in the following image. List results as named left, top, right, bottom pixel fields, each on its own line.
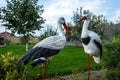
left=17, top=17, right=68, bottom=79
left=78, top=11, right=102, bottom=80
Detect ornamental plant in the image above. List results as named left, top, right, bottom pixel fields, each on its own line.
left=0, top=52, right=27, bottom=80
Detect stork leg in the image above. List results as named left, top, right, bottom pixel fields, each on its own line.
left=39, top=64, right=43, bottom=79
left=88, top=54, right=91, bottom=80
left=44, top=60, right=50, bottom=80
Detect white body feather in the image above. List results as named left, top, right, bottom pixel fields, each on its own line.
left=33, top=18, right=67, bottom=50
left=82, top=31, right=101, bottom=54
left=33, top=35, right=66, bottom=50
left=81, top=20, right=102, bottom=63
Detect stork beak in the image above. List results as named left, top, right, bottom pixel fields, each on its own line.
left=78, top=16, right=87, bottom=23
left=63, top=22, right=68, bottom=34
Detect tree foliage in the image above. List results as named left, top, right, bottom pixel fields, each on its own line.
left=0, top=0, right=45, bottom=37
left=0, top=0, right=45, bottom=51
left=67, top=8, right=82, bottom=41
left=69, top=7, right=111, bottom=41
left=89, top=14, right=111, bottom=39
left=39, top=25, right=57, bottom=41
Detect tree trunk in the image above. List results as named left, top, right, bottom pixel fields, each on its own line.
left=26, top=42, right=28, bottom=52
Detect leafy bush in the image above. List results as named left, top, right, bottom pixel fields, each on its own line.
left=106, top=69, right=120, bottom=80
left=112, top=30, right=120, bottom=39
left=104, top=38, right=120, bottom=80
left=0, top=52, right=27, bottom=80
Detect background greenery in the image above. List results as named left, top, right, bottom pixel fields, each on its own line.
left=103, top=30, right=120, bottom=80
left=0, top=0, right=120, bottom=80
left=0, top=45, right=103, bottom=79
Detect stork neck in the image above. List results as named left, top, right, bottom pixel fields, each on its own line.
left=57, top=23, right=65, bottom=36
left=81, top=20, right=90, bottom=37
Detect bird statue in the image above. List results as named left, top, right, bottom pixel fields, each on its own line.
left=77, top=10, right=102, bottom=80
left=17, top=17, right=68, bottom=79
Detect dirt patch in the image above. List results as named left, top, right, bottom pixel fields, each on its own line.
left=46, top=69, right=107, bottom=80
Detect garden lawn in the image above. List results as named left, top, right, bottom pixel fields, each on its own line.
left=0, top=45, right=103, bottom=79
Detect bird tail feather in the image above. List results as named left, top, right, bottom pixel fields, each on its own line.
left=94, top=40, right=102, bottom=58
left=17, top=53, right=31, bottom=65
left=93, top=56, right=100, bottom=64
left=31, top=57, right=47, bottom=67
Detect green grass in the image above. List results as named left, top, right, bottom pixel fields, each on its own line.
left=0, top=45, right=103, bottom=78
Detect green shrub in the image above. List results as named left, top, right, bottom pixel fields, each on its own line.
left=104, top=38, right=120, bottom=80
left=0, top=52, right=27, bottom=80
left=106, top=69, right=120, bottom=80
left=104, top=39, right=120, bottom=69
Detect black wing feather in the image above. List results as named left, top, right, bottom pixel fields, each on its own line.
left=17, top=47, right=40, bottom=64
left=81, top=36, right=91, bottom=45
left=17, top=47, right=60, bottom=65
left=94, top=39, right=102, bottom=58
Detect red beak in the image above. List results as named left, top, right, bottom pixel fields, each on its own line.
left=63, top=22, right=68, bottom=34
left=78, top=16, right=87, bottom=23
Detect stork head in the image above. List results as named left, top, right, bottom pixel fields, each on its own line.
left=58, top=17, right=68, bottom=34
left=78, top=10, right=92, bottom=23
